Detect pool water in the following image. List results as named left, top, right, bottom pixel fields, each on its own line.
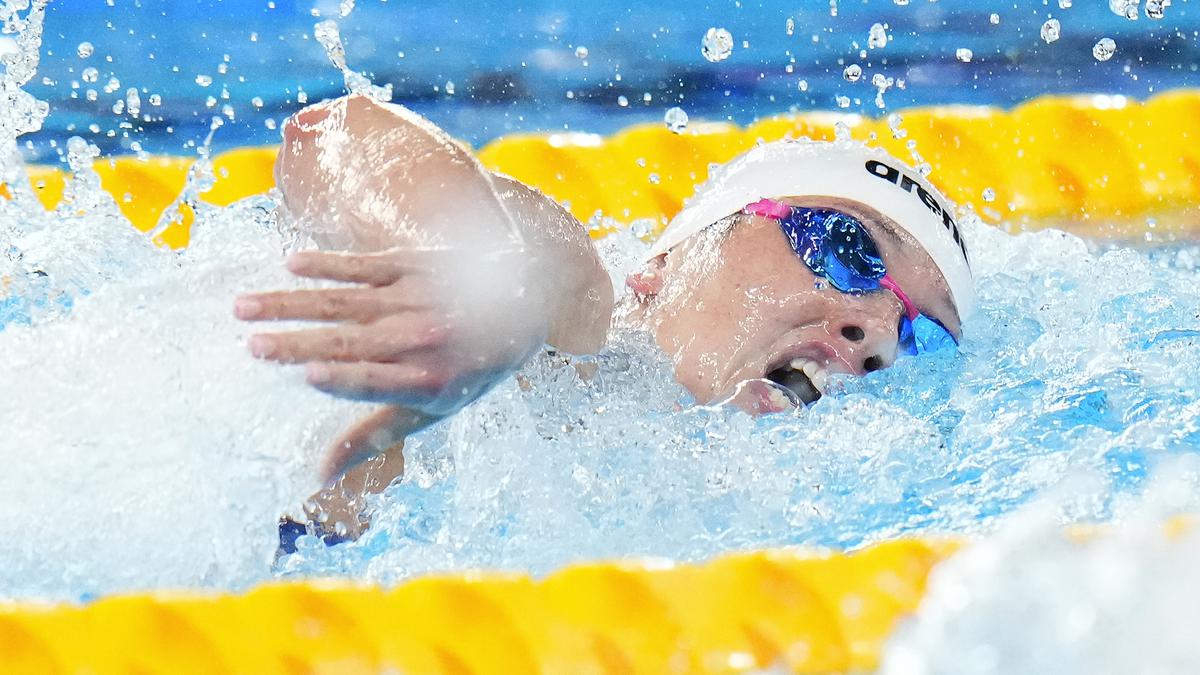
left=4, top=0, right=1200, bottom=670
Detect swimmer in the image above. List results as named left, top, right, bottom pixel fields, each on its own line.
left=236, top=94, right=972, bottom=543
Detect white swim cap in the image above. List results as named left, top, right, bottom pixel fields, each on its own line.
left=647, top=139, right=975, bottom=319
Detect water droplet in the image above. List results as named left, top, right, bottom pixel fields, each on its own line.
left=617, top=95, right=629, bottom=107
left=785, top=18, right=795, bottom=36
left=701, top=27, right=734, bottom=63
left=445, top=80, right=455, bottom=95
left=797, top=79, right=808, bottom=92
left=835, top=95, right=850, bottom=109
left=76, top=42, right=94, bottom=59
left=148, top=93, right=161, bottom=106
left=297, top=90, right=308, bottom=104
left=125, top=88, right=140, bottom=116
left=648, top=173, right=660, bottom=184
left=81, top=67, right=99, bottom=83
left=843, top=64, right=862, bottom=82
left=982, top=187, right=996, bottom=202
left=1093, top=37, right=1117, bottom=61
left=1145, top=0, right=1167, bottom=19
left=250, top=96, right=264, bottom=109
left=1059, top=0, right=1072, bottom=7
left=1109, top=0, right=1139, bottom=20
left=990, top=13, right=1000, bottom=24
left=868, top=23, right=888, bottom=49
left=956, top=48, right=973, bottom=63
left=195, top=74, right=213, bottom=87
left=574, top=45, right=589, bottom=59
left=894, top=0, right=908, bottom=5
left=663, top=106, right=689, bottom=133
left=339, top=0, right=355, bottom=17
left=834, top=121, right=851, bottom=140
left=1041, top=19, right=1061, bottom=43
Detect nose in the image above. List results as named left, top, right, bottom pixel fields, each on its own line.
left=829, top=298, right=902, bottom=376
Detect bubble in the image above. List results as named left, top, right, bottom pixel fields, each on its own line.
left=81, top=66, right=99, bottom=83
left=195, top=74, right=213, bottom=87
left=843, top=64, right=862, bottom=82
left=956, top=48, right=973, bottom=63
left=894, top=0, right=908, bottom=5
left=1109, top=0, right=1140, bottom=19
left=149, top=93, right=161, bottom=106
left=797, top=79, right=808, bottom=92
left=76, top=42, right=94, bottom=59
left=250, top=96, right=264, bottom=109
left=785, top=18, right=795, bottom=36
left=990, top=13, right=1000, bottom=24
left=574, top=45, right=589, bottom=59
left=444, top=81, right=455, bottom=96
left=868, top=23, right=888, bottom=49
left=616, top=95, right=628, bottom=107
left=836, top=95, right=851, bottom=109
left=700, top=27, right=734, bottom=63
left=982, top=187, right=996, bottom=203
left=1059, top=0, right=1072, bottom=6
left=1041, top=19, right=1061, bottom=44
left=663, top=106, right=689, bottom=134
left=1145, top=0, right=1167, bottom=19
left=1093, top=37, right=1117, bottom=61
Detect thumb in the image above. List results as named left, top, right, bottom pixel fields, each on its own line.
left=319, top=406, right=439, bottom=486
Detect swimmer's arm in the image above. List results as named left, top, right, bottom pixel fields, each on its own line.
left=488, top=173, right=614, bottom=356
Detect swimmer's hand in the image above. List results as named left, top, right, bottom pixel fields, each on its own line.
left=236, top=246, right=548, bottom=419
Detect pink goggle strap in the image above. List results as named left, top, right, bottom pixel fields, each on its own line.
left=879, top=275, right=921, bottom=321
left=742, top=198, right=793, bottom=220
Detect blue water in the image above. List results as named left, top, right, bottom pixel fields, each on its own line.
left=5, top=0, right=1200, bottom=607
left=21, top=0, right=1200, bottom=161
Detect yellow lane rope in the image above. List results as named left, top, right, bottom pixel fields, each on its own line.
left=5, top=89, right=1199, bottom=250
left=0, top=538, right=957, bottom=674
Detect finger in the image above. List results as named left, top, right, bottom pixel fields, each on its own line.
left=235, top=287, right=425, bottom=322
left=286, top=250, right=416, bottom=286
left=249, top=319, right=448, bottom=363
left=305, top=361, right=450, bottom=405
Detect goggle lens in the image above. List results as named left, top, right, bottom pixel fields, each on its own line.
left=751, top=201, right=958, bottom=357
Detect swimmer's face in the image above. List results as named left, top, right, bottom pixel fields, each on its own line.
left=630, top=196, right=961, bottom=412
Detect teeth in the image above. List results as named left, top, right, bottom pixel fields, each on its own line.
left=786, top=357, right=829, bottom=394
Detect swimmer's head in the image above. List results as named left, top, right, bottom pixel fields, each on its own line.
left=626, top=139, right=974, bottom=411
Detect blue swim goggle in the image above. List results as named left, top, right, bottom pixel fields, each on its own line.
left=743, top=198, right=957, bottom=356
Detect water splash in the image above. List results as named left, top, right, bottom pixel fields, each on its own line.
left=881, top=458, right=1200, bottom=674
left=313, top=19, right=392, bottom=101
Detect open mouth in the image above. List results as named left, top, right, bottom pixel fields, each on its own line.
left=765, top=358, right=828, bottom=406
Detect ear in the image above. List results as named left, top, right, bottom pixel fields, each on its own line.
left=625, top=254, right=667, bottom=298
